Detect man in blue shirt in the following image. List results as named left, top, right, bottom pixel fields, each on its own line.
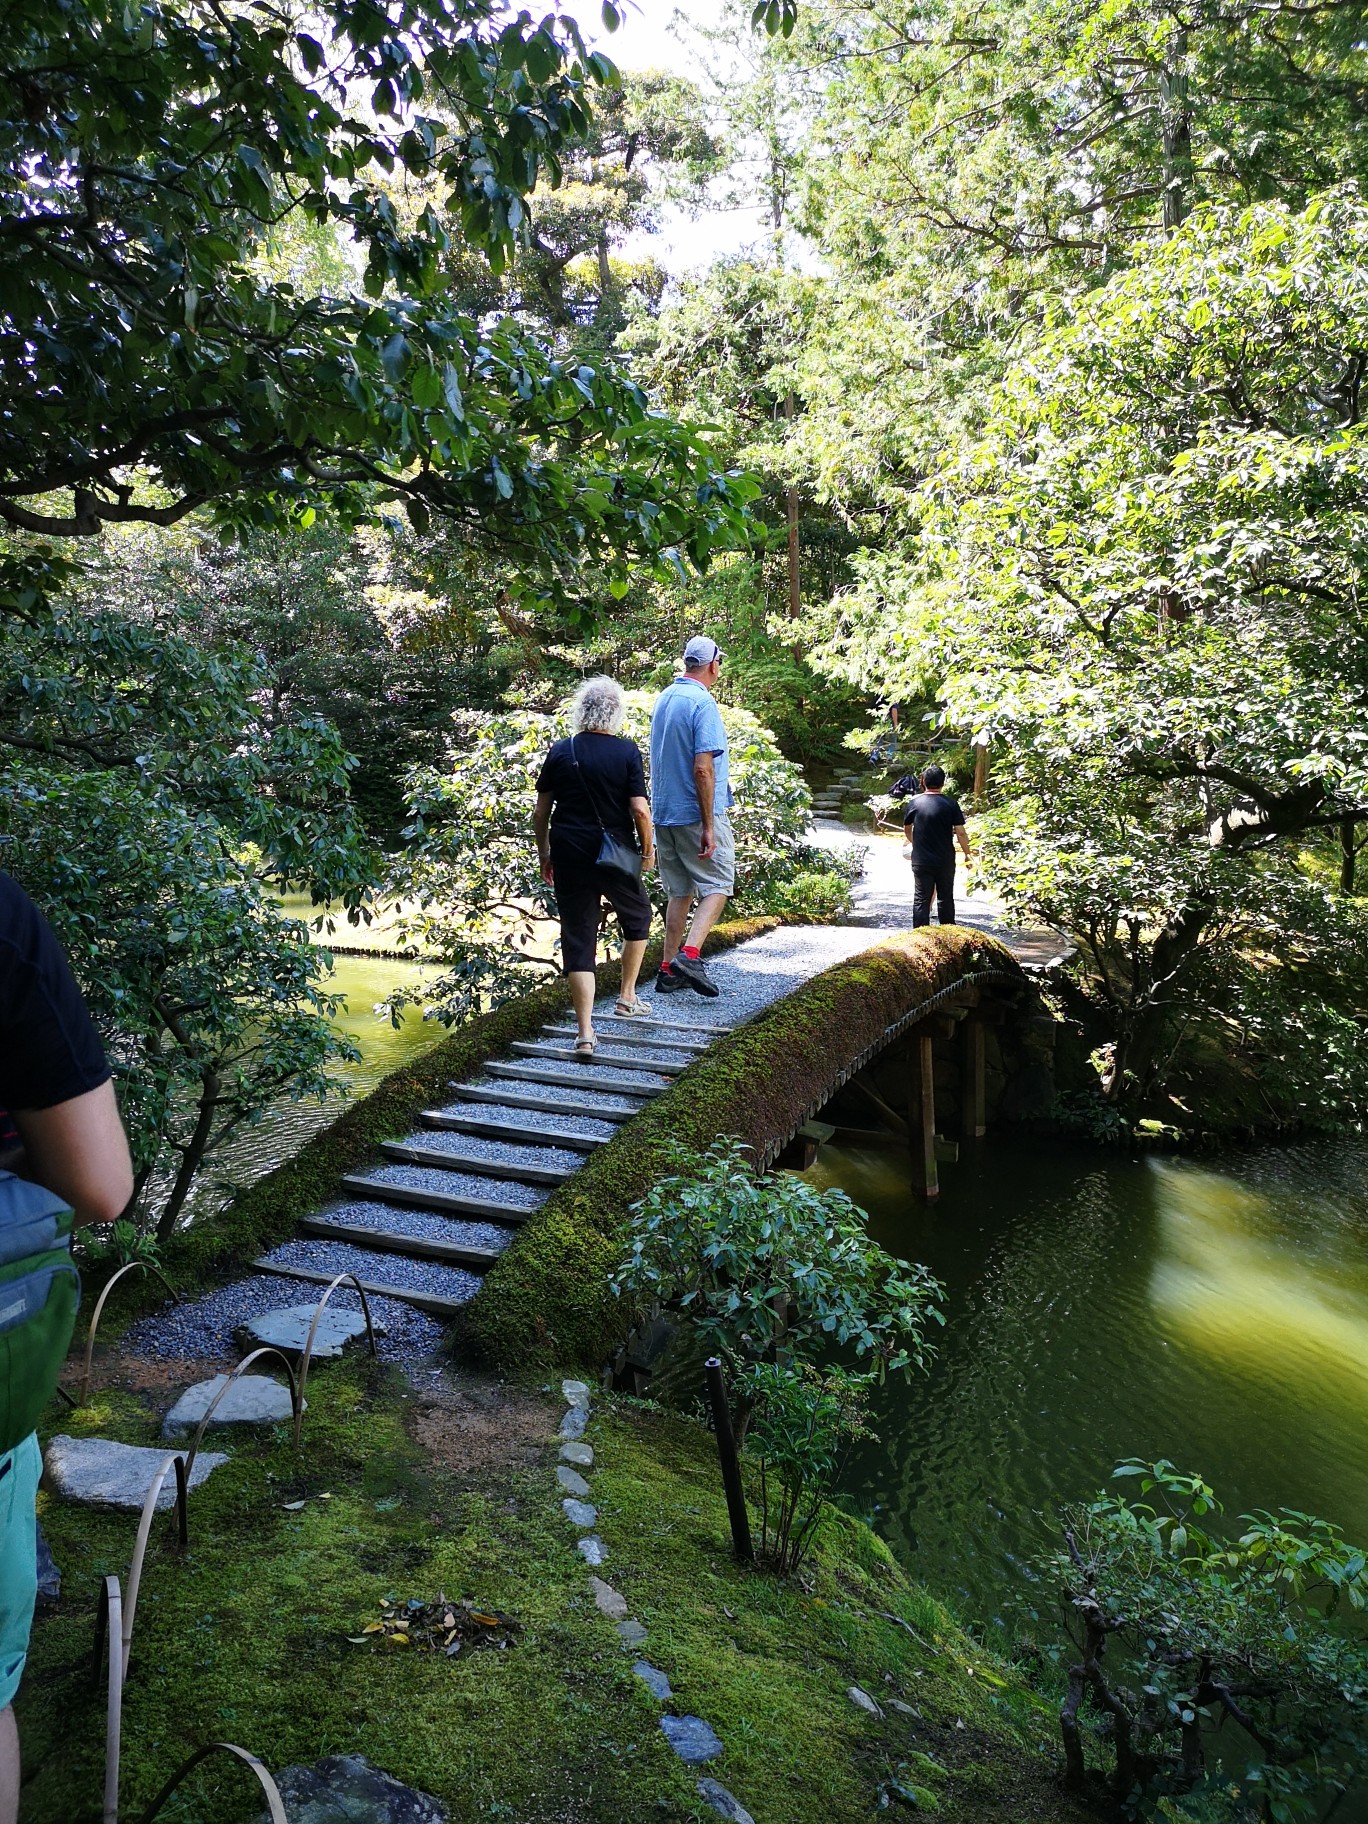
left=648, top=636, right=734, bottom=998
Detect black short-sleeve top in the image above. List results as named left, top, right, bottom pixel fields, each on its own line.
left=536, top=734, right=646, bottom=860
left=0, top=870, right=111, bottom=1112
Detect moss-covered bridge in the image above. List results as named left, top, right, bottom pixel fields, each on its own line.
left=167, top=921, right=1050, bottom=1380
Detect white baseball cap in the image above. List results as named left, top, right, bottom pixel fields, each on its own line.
left=683, top=635, right=722, bottom=666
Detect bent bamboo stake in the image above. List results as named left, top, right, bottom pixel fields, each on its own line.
left=138, top=1742, right=288, bottom=1823
left=93, top=1575, right=123, bottom=1824
left=180, top=1346, right=303, bottom=1485
left=294, top=1272, right=378, bottom=1449
left=76, top=1261, right=182, bottom=1405
left=120, top=1455, right=189, bottom=1682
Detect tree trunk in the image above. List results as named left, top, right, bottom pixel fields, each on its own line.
left=156, top=1068, right=221, bottom=1242
left=1160, top=34, right=1192, bottom=233
left=595, top=232, right=612, bottom=311
left=783, top=391, right=800, bottom=629
left=1340, top=812, right=1358, bottom=892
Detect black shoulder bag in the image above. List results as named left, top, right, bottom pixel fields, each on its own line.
left=569, top=736, right=643, bottom=883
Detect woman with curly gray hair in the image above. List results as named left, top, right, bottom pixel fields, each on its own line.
left=533, top=676, right=655, bottom=1054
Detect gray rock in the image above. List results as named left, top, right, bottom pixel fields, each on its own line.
left=239, top=1303, right=372, bottom=1361
left=617, top=1617, right=648, bottom=1649
left=577, top=1535, right=606, bottom=1566
left=559, top=1406, right=588, bottom=1440
left=886, top=1697, right=920, bottom=1718
left=562, top=1498, right=597, bottom=1528
left=660, top=1715, right=724, bottom=1765
left=633, top=1661, right=672, bottom=1700
left=561, top=1378, right=591, bottom=1405
left=162, top=1373, right=298, bottom=1438
left=258, top=1754, right=445, bottom=1822
left=559, top=1441, right=593, bottom=1468
left=590, top=1577, right=628, bottom=1621
left=44, top=1436, right=228, bottom=1511
left=557, top=1466, right=591, bottom=1499
left=697, top=1779, right=756, bottom=1824
left=847, top=1684, right=884, bottom=1718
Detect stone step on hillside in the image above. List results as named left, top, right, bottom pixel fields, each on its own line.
left=382, top=1128, right=582, bottom=1186
left=449, top=1077, right=643, bottom=1122
left=341, top=1162, right=546, bottom=1224
left=509, top=1038, right=689, bottom=1074
left=300, top=1198, right=515, bottom=1270
left=420, top=1101, right=615, bottom=1152
left=252, top=1238, right=483, bottom=1318
left=544, top=1021, right=714, bottom=1055
left=484, top=1059, right=668, bottom=1099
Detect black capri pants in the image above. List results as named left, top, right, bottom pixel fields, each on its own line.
left=553, top=857, right=653, bottom=974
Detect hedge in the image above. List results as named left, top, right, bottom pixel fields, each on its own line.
left=150, top=916, right=796, bottom=1295
left=454, top=924, right=1025, bottom=1373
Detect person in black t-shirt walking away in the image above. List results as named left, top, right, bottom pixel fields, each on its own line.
left=903, top=764, right=972, bottom=928
left=534, top=677, right=656, bottom=1056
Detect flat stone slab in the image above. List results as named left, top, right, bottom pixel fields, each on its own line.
left=661, top=1715, right=724, bottom=1765
left=562, top=1378, right=591, bottom=1405
left=617, top=1617, right=648, bottom=1649
left=240, top=1303, right=372, bottom=1361
left=258, top=1754, right=446, bottom=1822
left=847, top=1684, right=884, bottom=1718
left=577, top=1536, right=606, bottom=1566
left=634, top=1661, right=672, bottom=1700
left=560, top=1442, right=593, bottom=1468
left=162, top=1374, right=298, bottom=1438
left=698, top=1779, right=756, bottom=1824
left=590, top=1577, right=628, bottom=1621
left=562, top=1498, right=597, bottom=1528
left=559, top=1407, right=588, bottom=1440
left=557, top=1466, right=591, bottom=1499
left=44, top=1436, right=227, bottom=1511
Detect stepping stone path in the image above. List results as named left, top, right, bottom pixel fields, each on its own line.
left=44, top=1436, right=228, bottom=1510
left=240, top=1302, right=374, bottom=1360
left=162, top=1373, right=298, bottom=1438
left=549, top=1379, right=758, bottom=1824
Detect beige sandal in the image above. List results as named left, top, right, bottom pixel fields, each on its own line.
left=614, top=997, right=649, bottom=1017
left=574, top=1034, right=598, bottom=1058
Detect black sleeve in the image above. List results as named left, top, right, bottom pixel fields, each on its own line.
left=948, top=797, right=966, bottom=825
left=625, top=741, right=647, bottom=799
left=535, top=743, right=564, bottom=796
left=0, top=873, right=111, bottom=1111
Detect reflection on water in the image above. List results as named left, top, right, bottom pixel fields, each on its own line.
left=177, top=952, right=441, bottom=1225
left=807, top=1135, right=1368, bottom=1631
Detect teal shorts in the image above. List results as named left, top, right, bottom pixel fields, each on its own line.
left=0, top=1433, right=40, bottom=1710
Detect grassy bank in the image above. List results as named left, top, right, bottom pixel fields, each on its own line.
left=26, top=1360, right=1107, bottom=1824
left=458, top=925, right=1024, bottom=1373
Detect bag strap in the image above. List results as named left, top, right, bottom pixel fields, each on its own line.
left=568, top=734, right=618, bottom=843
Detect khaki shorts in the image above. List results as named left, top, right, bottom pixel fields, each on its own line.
left=656, top=815, right=735, bottom=900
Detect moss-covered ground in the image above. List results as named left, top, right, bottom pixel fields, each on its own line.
left=23, top=1360, right=1111, bottom=1824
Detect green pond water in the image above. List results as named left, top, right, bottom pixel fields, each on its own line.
left=805, top=1134, right=1368, bottom=1634
left=182, top=949, right=442, bottom=1222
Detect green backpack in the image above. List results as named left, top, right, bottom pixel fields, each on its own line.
left=0, top=1171, right=79, bottom=1455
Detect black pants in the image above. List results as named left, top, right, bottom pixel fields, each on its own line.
left=911, top=860, right=956, bottom=928
left=553, top=859, right=653, bottom=973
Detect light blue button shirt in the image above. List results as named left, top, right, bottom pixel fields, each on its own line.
left=648, top=677, right=734, bottom=827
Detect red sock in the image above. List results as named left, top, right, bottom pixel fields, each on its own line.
left=682, top=945, right=701, bottom=960
left=660, top=959, right=673, bottom=973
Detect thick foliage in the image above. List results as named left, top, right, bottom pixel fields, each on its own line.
left=0, top=0, right=755, bottom=616
left=817, top=189, right=1368, bottom=1114
left=1042, top=1461, right=1368, bottom=1820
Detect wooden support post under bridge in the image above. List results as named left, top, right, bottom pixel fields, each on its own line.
left=962, top=1016, right=986, bottom=1139
left=909, top=1031, right=939, bottom=1200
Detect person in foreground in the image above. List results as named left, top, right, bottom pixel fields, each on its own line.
left=648, top=636, right=734, bottom=1000
left=534, top=676, right=655, bottom=1055
left=0, top=869, right=134, bottom=1824
left=903, top=764, right=971, bottom=927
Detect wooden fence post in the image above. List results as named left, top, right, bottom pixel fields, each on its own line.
left=961, top=1017, right=986, bottom=1139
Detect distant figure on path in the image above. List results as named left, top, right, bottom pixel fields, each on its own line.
left=903, top=764, right=971, bottom=928
left=649, top=635, right=733, bottom=999
left=533, top=677, right=655, bottom=1054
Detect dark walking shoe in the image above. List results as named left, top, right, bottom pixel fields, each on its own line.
left=670, top=951, right=720, bottom=998
left=653, top=967, right=683, bottom=994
